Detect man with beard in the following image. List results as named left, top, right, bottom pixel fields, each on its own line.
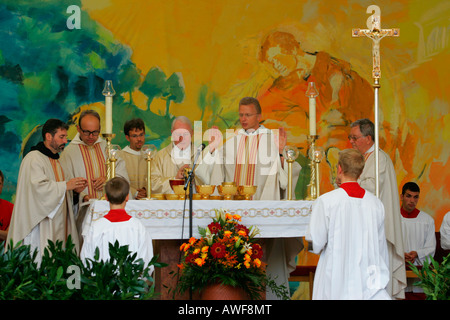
left=6, top=119, right=87, bottom=264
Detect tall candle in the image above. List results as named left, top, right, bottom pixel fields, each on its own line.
left=309, top=96, right=316, bottom=136
left=105, top=96, right=113, bottom=134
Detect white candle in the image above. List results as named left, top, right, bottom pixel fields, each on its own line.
left=309, top=96, right=316, bottom=136
left=105, top=96, right=113, bottom=134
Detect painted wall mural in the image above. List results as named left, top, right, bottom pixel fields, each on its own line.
left=0, top=0, right=448, bottom=237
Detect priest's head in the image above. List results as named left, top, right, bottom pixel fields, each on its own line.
left=349, top=118, right=375, bottom=154
left=42, top=118, right=69, bottom=154
left=337, top=148, right=365, bottom=182
left=239, top=97, right=262, bottom=131
left=77, top=110, right=101, bottom=146
left=171, top=116, right=193, bottom=150
left=124, top=118, right=146, bottom=151
left=105, top=176, right=130, bottom=206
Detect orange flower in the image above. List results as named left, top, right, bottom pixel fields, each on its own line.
left=195, top=258, right=206, bottom=267
left=201, top=246, right=209, bottom=253
left=189, top=237, right=196, bottom=245
left=238, top=230, right=247, bottom=237
left=253, top=258, right=261, bottom=268
left=224, top=230, right=232, bottom=238
left=233, top=214, right=241, bottom=221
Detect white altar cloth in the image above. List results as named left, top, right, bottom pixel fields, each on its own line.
left=82, top=200, right=312, bottom=240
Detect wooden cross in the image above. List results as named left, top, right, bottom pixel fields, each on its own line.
left=352, top=5, right=400, bottom=79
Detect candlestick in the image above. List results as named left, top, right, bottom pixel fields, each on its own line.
left=283, top=145, right=299, bottom=200
left=142, top=144, right=157, bottom=200
left=102, top=80, right=115, bottom=134
left=306, top=82, right=319, bottom=136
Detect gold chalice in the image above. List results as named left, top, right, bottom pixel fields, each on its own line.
left=195, top=185, right=215, bottom=199
left=151, top=193, right=165, bottom=200
left=172, top=184, right=189, bottom=200
left=217, top=182, right=237, bottom=200
left=237, top=185, right=257, bottom=200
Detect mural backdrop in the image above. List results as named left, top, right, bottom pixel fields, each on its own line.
left=0, top=1, right=448, bottom=233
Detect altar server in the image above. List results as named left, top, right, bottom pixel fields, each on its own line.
left=349, top=118, right=406, bottom=299
left=80, top=177, right=154, bottom=273
left=306, top=148, right=390, bottom=300
left=400, top=182, right=435, bottom=297
left=7, top=119, right=87, bottom=263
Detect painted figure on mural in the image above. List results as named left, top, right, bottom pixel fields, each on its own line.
left=257, top=31, right=374, bottom=185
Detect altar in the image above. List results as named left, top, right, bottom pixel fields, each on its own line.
left=82, top=199, right=313, bottom=299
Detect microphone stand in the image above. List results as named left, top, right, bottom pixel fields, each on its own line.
left=184, top=144, right=205, bottom=238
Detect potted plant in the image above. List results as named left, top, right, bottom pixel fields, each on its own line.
left=408, top=253, right=450, bottom=300
left=175, top=209, right=288, bottom=300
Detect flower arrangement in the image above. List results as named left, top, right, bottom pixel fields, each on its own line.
left=175, top=209, right=288, bottom=300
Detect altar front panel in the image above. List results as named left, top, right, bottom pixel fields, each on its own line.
left=82, top=200, right=313, bottom=239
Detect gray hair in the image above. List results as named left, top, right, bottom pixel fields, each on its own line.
left=171, top=116, right=193, bottom=131
left=351, top=118, right=374, bottom=141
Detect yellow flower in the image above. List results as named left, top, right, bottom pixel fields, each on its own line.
left=193, top=248, right=200, bottom=255
left=201, top=246, right=209, bottom=253
left=195, top=258, right=206, bottom=267
left=189, top=237, right=196, bottom=245
left=238, top=230, right=247, bottom=237
left=233, top=214, right=241, bottom=221
left=244, top=261, right=251, bottom=269
left=224, top=230, right=232, bottom=238
left=253, top=258, right=261, bottom=268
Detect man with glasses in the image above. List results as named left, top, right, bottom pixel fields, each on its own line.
left=60, top=110, right=129, bottom=239
left=349, top=118, right=406, bottom=300
left=196, top=97, right=302, bottom=299
left=117, top=118, right=148, bottom=199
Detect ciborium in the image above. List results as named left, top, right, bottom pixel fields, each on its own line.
left=195, top=185, right=215, bottom=199
left=217, top=182, right=237, bottom=200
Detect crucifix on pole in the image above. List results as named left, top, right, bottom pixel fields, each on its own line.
left=352, top=5, right=399, bottom=197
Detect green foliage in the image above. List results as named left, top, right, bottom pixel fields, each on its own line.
left=0, top=237, right=166, bottom=300
left=409, top=253, right=450, bottom=300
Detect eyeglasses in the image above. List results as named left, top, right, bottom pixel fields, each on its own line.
left=348, top=135, right=365, bottom=141
left=80, top=128, right=100, bottom=137
left=239, top=113, right=258, bottom=118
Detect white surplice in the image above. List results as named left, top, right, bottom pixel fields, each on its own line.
left=401, top=210, right=436, bottom=293
left=306, top=187, right=391, bottom=300
left=6, top=150, right=79, bottom=264
left=80, top=210, right=154, bottom=274
left=440, top=212, right=450, bottom=250
left=359, top=146, right=406, bottom=299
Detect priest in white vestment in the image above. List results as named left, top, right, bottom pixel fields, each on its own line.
left=151, top=116, right=205, bottom=194
left=60, top=110, right=129, bottom=239
left=349, top=118, right=406, bottom=299
left=400, top=182, right=436, bottom=295
left=7, top=119, right=88, bottom=264
left=196, top=97, right=302, bottom=299
left=306, top=149, right=391, bottom=300
left=118, top=118, right=147, bottom=199
left=441, top=212, right=450, bottom=250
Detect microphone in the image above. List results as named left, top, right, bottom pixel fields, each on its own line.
left=184, top=143, right=206, bottom=190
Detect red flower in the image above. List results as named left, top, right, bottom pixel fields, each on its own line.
left=251, top=243, right=263, bottom=259
left=186, top=253, right=199, bottom=265
left=208, top=222, right=222, bottom=234
left=210, top=243, right=226, bottom=258
left=235, top=224, right=249, bottom=236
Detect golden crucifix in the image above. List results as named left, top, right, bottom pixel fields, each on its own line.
left=352, top=5, right=399, bottom=197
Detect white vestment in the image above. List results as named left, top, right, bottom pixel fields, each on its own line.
left=80, top=209, right=154, bottom=274
left=401, top=210, right=436, bottom=293
left=196, top=126, right=302, bottom=299
left=117, top=146, right=147, bottom=199
left=358, top=146, right=406, bottom=299
left=306, top=187, right=391, bottom=300
left=6, top=150, right=80, bottom=264
left=440, top=212, right=450, bottom=250
left=60, top=133, right=130, bottom=239
left=151, top=143, right=204, bottom=194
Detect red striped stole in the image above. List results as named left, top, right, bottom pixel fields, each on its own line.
left=49, top=158, right=65, bottom=182
left=234, top=134, right=261, bottom=186
left=78, top=144, right=106, bottom=198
